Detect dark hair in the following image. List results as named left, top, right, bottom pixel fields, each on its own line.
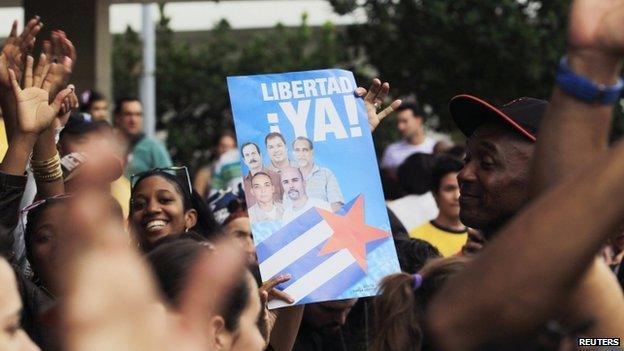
left=114, top=96, right=140, bottom=115
left=393, top=237, right=442, bottom=274
left=430, top=156, right=463, bottom=194
left=372, top=257, right=468, bottom=351
left=147, top=239, right=251, bottom=331
left=396, top=102, right=426, bottom=121
left=397, top=153, right=436, bottom=195
left=81, top=90, right=106, bottom=112
left=58, top=118, right=112, bottom=146
left=293, top=136, right=313, bottom=150
left=446, top=145, right=466, bottom=160
left=130, top=170, right=221, bottom=242
left=241, top=142, right=260, bottom=155
left=264, top=132, right=286, bottom=146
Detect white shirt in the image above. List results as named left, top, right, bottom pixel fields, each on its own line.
left=387, top=193, right=438, bottom=231
left=381, top=137, right=436, bottom=170
left=282, top=197, right=332, bottom=223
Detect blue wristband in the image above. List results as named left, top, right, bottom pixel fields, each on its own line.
left=556, top=56, right=623, bottom=105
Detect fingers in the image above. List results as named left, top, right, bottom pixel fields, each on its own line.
left=375, top=82, right=390, bottom=103
left=354, top=87, right=367, bottom=97
left=18, top=17, right=42, bottom=53
left=8, top=20, right=17, bottom=38
left=8, top=68, right=20, bottom=93
left=23, top=55, right=33, bottom=88
left=261, top=274, right=291, bottom=292
left=51, top=31, right=62, bottom=61
left=33, top=53, right=47, bottom=88
left=377, top=99, right=402, bottom=121
left=260, top=274, right=294, bottom=303
left=270, top=288, right=295, bottom=304
left=68, top=88, right=79, bottom=109
left=41, top=63, right=56, bottom=91
left=364, top=78, right=382, bottom=102
left=52, top=85, right=75, bottom=116
left=42, top=40, right=52, bottom=57
left=61, top=33, right=76, bottom=65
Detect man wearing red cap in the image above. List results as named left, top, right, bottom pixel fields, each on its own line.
left=449, top=95, right=548, bottom=239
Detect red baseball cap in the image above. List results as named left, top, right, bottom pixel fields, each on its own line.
left=449, top=95, right=549, bottom=142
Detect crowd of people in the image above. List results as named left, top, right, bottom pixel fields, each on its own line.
left=1, top=0, right=624, bottom=350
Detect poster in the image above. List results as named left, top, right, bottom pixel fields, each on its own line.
left=227, top=69, right=400, bottom=308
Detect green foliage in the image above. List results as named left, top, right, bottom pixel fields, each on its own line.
left=336, top=1, right=568, bottom=130
left=332, top=0, right=624, bottom=144
left=112, top=9, right=359, bottom=172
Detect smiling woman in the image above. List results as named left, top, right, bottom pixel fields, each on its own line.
left=130, top=169, right=221, bottom=251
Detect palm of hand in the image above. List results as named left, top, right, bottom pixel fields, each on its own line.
left=16, top=87, right=55, bottom=134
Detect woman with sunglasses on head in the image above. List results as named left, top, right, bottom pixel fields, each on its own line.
left=130, top=168, right=221, bottom=252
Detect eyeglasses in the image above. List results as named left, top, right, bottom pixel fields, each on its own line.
left=130, top=166, right=193, bottom=195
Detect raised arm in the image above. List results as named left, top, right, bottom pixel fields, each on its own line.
left=0, top=17, right=42, bottom=143
left=31, top=32, right=77, bottom=198
left=428, top=0, right=624, bottom=348
left=530, top=0, right=624, bottom=194
left=8, top=58, right=74, bottom=198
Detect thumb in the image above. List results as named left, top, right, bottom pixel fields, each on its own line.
left=52, top=84, right=74, bottom=115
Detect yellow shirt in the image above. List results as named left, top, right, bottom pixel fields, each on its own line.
left=409, top=221, right=467, bottom=257
left=111, top=175, right=131, bottom=219
left=0, top=119, right=8, bottom=160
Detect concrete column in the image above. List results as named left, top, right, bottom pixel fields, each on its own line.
left=23, top=0, right=112, bottom=105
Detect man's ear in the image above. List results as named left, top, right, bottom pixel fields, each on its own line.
left=210, top=315, right=233, bottom=351
left=184, top=209, right=198, bottom=231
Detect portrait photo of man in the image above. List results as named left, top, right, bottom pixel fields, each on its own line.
left=281, top=166, right=332, bottom=223
left=247, top=172, right=284, bottom=222
left=293, top=137, right=344, bottom=212
left=241, top=142, right=283, bottom=206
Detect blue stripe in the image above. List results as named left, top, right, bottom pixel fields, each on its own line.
left=272, top=240, right=334, bottom=290
left=257, top=194, right=360, bottom=262
left=256, top=208, right=323, bottom=262
left=297, top=262, right=366, bottom=304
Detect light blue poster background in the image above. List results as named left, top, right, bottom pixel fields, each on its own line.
left=227, top=69, right=400, bottom=302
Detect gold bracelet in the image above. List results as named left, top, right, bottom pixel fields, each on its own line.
left=31, top=152, right=61, bottom=168
left=34, top=167, right=63, bottom=183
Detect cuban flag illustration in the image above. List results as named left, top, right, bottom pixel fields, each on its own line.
left=256, top=194, right=393, bottom=308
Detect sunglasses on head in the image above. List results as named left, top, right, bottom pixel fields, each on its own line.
left=130, top=166, right=193, bottom=195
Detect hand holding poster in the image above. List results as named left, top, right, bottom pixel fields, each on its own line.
left=227, top=69, right=400, bottom=308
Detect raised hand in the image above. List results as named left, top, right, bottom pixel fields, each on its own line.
left=41, top=30, right=76, bottom=97
left=0, top=17, right=42, bottom=90
left=355, top=78, right=402, bottom=132
left=8, top=55, right=73, bottom=136
left=258, top=274, right=293, bottom=345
